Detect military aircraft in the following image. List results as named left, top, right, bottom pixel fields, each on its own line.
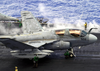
left=0, top=11, right=97, bottom=67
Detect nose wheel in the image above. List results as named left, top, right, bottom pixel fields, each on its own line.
left=64, top=48, right=76, bottom=58
left=69, top=53, right=75, bottom=58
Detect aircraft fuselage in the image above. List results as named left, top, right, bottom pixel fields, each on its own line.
left=0, top=29, right=97, bottom=50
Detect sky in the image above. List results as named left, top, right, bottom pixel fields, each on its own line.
left=0, top=0, right=100, bottom=33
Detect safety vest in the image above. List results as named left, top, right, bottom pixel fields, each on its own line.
left=19, top=21, right=22, bottom=27
left=33, top=57, right=39, bottom=61
left=84, top=24, right=87, bottom=27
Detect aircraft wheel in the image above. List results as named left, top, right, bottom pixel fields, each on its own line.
left=69, top=53, right=74, bottom=58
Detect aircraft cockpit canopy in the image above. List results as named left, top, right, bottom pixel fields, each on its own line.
left=80, top=30, right=87, bottom=37
left=69, top=29, right=81, bottom=37
left=55, top=30, right=65, bottom=36
left=55, top=29, right=87, bottom=37
left=69, top=29, right=87, bottom=37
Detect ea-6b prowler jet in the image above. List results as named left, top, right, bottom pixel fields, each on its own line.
left=0, top=11, right=97, bottom=67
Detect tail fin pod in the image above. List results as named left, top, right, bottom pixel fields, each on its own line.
left=21, top=11, right=42, bottom=34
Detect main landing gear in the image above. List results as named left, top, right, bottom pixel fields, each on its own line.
left=33, top=56, right=39, bottom=68
left=64, top=48, right=76, bottom=58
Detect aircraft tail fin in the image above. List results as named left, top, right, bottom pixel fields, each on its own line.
left=21, top=11, right=42, bottom=34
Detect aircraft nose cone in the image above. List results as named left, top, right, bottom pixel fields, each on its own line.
left=89, top=34, right=97, bottom=43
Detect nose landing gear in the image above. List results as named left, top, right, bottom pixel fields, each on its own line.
left=64, top=48, right=76, bottom=58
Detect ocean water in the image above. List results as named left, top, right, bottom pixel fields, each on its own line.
left=0, top=0, right=100, bottom=33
